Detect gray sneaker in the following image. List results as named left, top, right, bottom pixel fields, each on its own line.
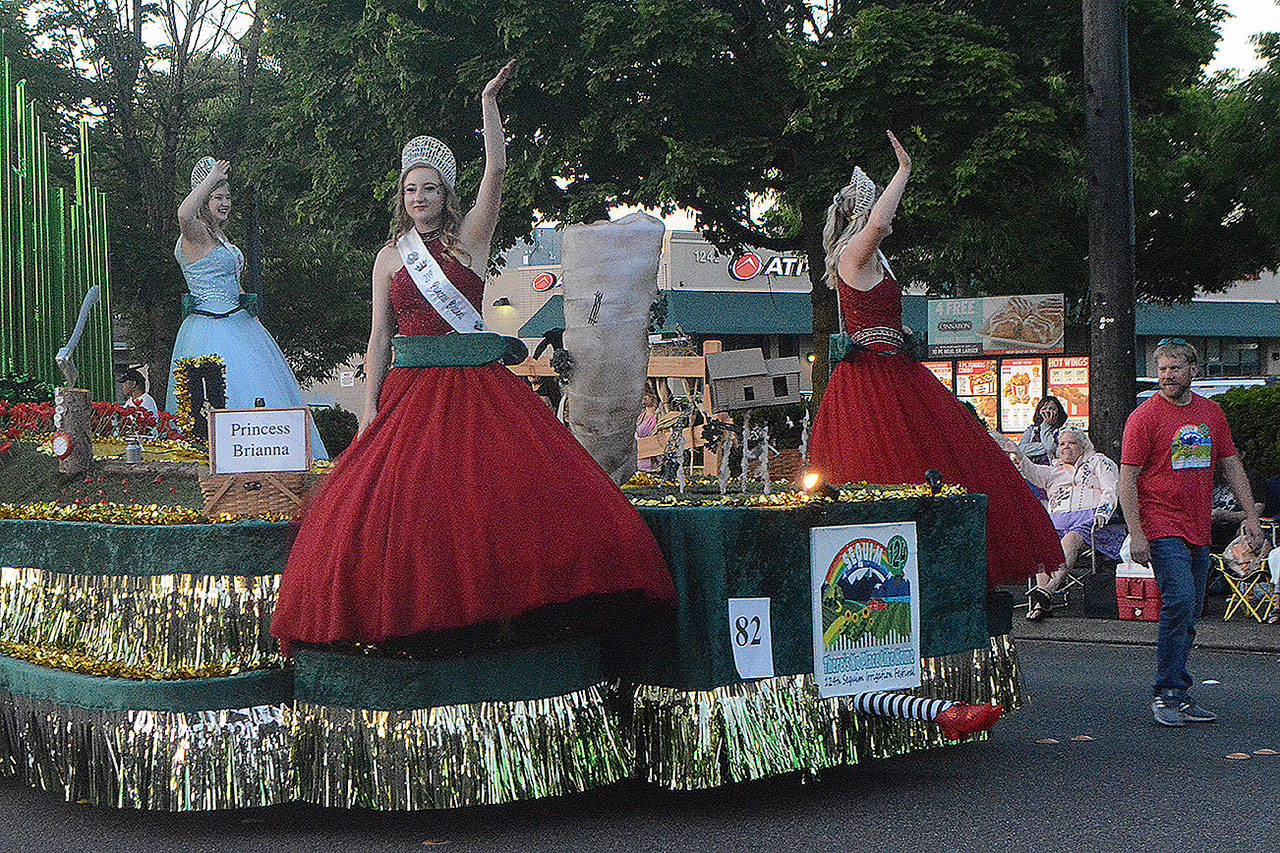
left=1177, top=701, right=1218, bottom=723
left=1151, top=696, right=1185, bottom=727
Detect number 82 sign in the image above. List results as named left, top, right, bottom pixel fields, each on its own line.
left=727, top=597, right=774, bottom=679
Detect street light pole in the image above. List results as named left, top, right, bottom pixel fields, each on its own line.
left=1083, top=0, right=1138, bottom=459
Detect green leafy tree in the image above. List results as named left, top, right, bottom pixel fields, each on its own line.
left=33, top=0, right=262, bottom=402
left=261, top=0, right=1276, bottom=406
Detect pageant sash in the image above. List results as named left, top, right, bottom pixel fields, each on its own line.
left=396, top=230, right=486, bottom=333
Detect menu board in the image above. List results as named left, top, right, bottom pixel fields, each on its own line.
left=956, top=360, right=999, bottom=430
left=1000, top=358, right=1045, bottom=435
left=927, top=294, right=1065, bottom=357
left=1048, top=356, right=1090, bottom=428
left=922, top=361, right=954, bottom=391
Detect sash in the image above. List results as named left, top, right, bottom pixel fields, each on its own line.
left=396, top=230, right=486, bottom=333
left=391, top=334, right=528, bottom=368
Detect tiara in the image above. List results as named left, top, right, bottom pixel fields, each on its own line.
left=190, top=156, right=217, bottom=189
left=835, top=167, right=876, bottom=219
left=400, top=135, right=456, bottom=189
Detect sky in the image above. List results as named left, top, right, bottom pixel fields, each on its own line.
left=1208, top=0, right=1278, bottom=74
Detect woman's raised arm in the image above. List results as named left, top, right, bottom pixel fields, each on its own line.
left=838, top=131, right=912, bottom=280
left=177, top=159, right=229, bottom=253
left=459, top=59, right=515, bottom=269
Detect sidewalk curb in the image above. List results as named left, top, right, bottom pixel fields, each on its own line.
left=1014, top=616, right=1280, bottom=655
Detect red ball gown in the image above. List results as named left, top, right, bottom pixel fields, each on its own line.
left=271, top=238, right=675, bottom=650
left=807, top=270, right=1062, bottom=586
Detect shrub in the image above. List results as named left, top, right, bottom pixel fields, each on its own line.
left=1216, top=384, right=1280, bottom=481
left=0, top=374, right=54, bottom=404
left=313, top=405, right=359, bottom=458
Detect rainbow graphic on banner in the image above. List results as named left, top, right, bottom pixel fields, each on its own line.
left=811, top=523, right=921, bottom=698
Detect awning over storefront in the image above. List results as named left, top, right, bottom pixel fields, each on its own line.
left=1136, top=301, right=1280, bottom=337
left=519, top=291, right=929, bottom=340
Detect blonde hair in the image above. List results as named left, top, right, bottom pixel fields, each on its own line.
left=1154, top=339, right=1199, bottom=367
left=390, top=167, right=470, bottom=266
left=822, top=176, right=879, bottom=287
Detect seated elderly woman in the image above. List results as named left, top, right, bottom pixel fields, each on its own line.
left=1011, top=427, right=1125, bottom=621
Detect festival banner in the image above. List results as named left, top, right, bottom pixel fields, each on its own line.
left=999, top=357, right=1046, bottom=436
left=811, top=522, right=921, bottom=699
left=926, top=294, right=1065, bottom=357
left=1048, top=356, right=1090, bottom=428
left=955, top=359, right=998, bottom=430
left=921, top=360, right=954, bottom=391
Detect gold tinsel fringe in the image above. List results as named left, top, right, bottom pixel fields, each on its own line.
left=0, top=692, right=292, bottom=810
left=0, top=567, right=283, bottom=677
left=631, top=635, right=1024, bottom=790
left=291, top=681, right=632, bottom=810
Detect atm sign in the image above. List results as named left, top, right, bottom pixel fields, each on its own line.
left=729, top=251, right=807, bottom=281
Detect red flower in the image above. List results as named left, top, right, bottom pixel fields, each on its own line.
left=0, top=440, right=10, bottom=455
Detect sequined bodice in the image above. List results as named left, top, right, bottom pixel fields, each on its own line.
left=175, top=238, right=244, bottom=311
left=389, top=237, right=486, bottom=336
left=837, top=271, right=901, bottom=335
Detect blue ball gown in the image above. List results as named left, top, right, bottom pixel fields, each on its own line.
left=166, top=237, right=328, bottom=460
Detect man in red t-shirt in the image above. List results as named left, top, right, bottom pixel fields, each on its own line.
left=1118, top=339, right=1263, bottom=727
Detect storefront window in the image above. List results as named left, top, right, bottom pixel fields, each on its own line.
left=1203, top=337, right=1262, bottom=377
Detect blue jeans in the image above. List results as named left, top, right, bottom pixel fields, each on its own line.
left=1149, top=536, right=1211, bottom=698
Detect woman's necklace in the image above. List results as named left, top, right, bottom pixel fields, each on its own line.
left=418, top=226, right=443, bottom=242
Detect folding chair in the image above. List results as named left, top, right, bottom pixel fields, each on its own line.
left=1024, top=517, right=1103, bottom=613
left=1213, top=553, right=1276, bottom=622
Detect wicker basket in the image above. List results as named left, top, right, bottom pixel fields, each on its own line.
left=200, top=471, right=309, bottom=517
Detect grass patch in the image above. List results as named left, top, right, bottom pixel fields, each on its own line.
left=0, top=442, right=202, bottom=507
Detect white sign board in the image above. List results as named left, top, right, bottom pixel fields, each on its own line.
left=811, top=522, right=921, bottom=698
left=209, top=408, right=311, bottom=475
left=727, top=597, right=775, bottom=679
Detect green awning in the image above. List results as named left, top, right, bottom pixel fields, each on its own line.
left=520, top=291, right=929, bottom=340
left=519, top=295, right=565, bottom=338
left=1136, top=301, right=1280, bottom=337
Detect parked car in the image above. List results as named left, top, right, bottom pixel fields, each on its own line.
left=1136, top=376, right=1275, bottom=401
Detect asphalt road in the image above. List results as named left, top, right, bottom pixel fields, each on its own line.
left=2, top=641, right=1277, bottom=853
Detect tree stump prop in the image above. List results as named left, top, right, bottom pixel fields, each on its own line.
left=54, top=387, right=93, bottom=475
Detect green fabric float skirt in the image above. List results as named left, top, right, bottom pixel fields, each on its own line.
left=0, top=490, right=1023, bottom=809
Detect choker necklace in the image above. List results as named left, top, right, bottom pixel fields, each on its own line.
left=418, top=227, right=443, bottom=242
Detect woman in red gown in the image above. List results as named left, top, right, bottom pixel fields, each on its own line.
left=271, top=61, right=674, bottom=652
left=807, top=131, right=1061, bottom=587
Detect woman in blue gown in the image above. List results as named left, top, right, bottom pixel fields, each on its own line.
left=168, top=157, right=327, bottom=459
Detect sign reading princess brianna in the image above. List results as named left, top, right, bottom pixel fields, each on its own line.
left=811, top=522, right=921, bottom=698
left=209, top=408, right=312, bottom=475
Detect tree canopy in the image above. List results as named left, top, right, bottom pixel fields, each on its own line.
left=257, top=0, right=1278, bottom=397
left=7, top=0, right=1279, bottom=399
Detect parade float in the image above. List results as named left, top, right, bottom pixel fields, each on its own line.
left=0, top=54, right=1021, bottom=812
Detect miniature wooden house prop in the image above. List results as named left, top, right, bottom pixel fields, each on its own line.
left=705, top=348, right=802, bottom=412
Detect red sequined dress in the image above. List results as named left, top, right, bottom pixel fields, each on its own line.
left=807, top=270, right=1061, bottom=585
left=271, top=238, right=675, bottom=650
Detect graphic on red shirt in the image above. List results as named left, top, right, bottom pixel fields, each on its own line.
left=1170, top=424, right=1212, bottom=469
left=1120, top=394, right=1236, bottom=546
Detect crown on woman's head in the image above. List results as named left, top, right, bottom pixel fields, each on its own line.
left=833, top=167, right=876, bottom=219
left=400, top=135, right=456, bottom=190
left=190, top=156, right=218, bottom=189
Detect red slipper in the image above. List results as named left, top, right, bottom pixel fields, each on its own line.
left=936, top=702, right=1004, bottom=740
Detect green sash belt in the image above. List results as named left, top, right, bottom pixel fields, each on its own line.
left=391, top=333, right=528, bottom=368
